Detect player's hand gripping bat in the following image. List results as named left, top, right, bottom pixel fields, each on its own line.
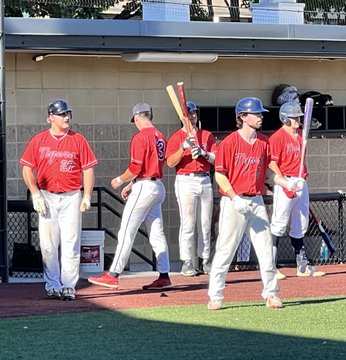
left=309, top=208, right=336, bottom=254
left=298, top=97, right=314, bottom=178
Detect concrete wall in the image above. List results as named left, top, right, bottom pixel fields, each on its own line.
left=5, top=52, right=346, bottom=264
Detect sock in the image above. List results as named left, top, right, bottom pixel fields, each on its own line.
left=108, top=271, right=119, bottom=278
left=159, top=273, right=169, bottom=279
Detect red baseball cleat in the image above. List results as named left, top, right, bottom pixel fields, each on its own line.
left=88, top=272, right=119, bottom=289
left=142, top=277, right=173, bottom=290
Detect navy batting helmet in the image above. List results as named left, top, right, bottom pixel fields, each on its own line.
left=186, top=101, right=197, bottom=112
left=47, top=99, right=71, bottom=115
left=235, top=97, right=268, bottom=115
left=279, top=101, right=304, bottom=125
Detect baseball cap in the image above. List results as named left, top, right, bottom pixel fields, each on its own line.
left=131, top=103, right=152, bottom=122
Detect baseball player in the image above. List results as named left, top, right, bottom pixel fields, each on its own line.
left=269, top=101, right=326, bottom=279
left=166, top=101, right=217, bottom=276
left=88, top=103, right=173, bottom=290
left=207, top=97, right=299, bottom=310
left=19, top=99, right=98, bottom=301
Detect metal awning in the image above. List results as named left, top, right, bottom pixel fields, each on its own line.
left=4, top=18, right=346, bottom=59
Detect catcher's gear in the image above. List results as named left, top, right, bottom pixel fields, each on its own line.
left=235, top=97, right=268, bottom=115
left=232, top=195, right=251, bottom=215
left=32, top=191, right=47, bottom=216
left=80, top=194, right=91, bottom=212
left=186, top=101, right=197, bottom=112
left=48, top=99, right=71, bottom=115
left=279, top=101, right=304, bottom=125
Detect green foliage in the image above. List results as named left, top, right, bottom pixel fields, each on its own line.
left=4, top=0, right=117, bottom=18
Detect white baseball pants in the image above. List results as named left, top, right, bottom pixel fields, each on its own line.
left=208, top=195, right=278, bottom=302
left=109, top=179, right=170, bottom=274
left=270, top=180, right=309, bottom=238
left=39, top=190, right=82, bottom=291
left=175, top=174, right=213, bottom=262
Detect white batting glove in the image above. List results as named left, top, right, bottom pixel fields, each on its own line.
left=32, top=191, right=47, bottom=216
left=80, top=194, right=91, bottom=212
left=286, top=178, right=299, bottom=191
left=232, top=195, right=251, bottom=215
left=181, top=137, right=195, bottom=150
left=296, top=178, right=306, bottom=191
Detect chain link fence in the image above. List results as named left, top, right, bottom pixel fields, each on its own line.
left=211, top=192, right=345, bottom=271
left=7, top=192, right=346, bottom=278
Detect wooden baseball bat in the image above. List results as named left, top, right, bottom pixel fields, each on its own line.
left=166, top=85, right=191, bottom=133
left=176, top=82, right=194, bottom=134
left=298, top=97, right=314, bottom=178
left=309, top=208, right=336, bottom=254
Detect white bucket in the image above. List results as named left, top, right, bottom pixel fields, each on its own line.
left=79, top=230, right=105, bottom=279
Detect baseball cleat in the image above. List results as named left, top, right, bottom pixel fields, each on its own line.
left=296, top=265, right=326, bottom=277
left=276, top=269, right=286, bottom=280
left=208, top=299, right=223, bottom=310
left=266, top=294, right=284, bottom=309
left=46, top=288, right=62, bottom=299
left=142, top=277, right=173, bottom=290
left=62, top=288, right=75, bottom=301
left=181, top=261, right=198, bottom=277
left=88, top=272, right=119, bottom=288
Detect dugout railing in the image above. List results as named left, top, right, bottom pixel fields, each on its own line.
left=5, top=190, right=346, bottom=281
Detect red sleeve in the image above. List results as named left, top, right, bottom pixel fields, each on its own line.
left=128, top=132, right=144, bottom=175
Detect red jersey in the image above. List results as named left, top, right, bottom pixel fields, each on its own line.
left=19, top=129, right=98, bottom=193
left=215, top=131, right=270, bottom=196
left=269, top=127, right=308, bottom=178
left=166, top=128, right=217, bottom=174
left=128, top=127, right=166, bottom=179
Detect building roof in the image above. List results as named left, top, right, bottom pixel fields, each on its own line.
left=4, top=17, right=346, bottom=59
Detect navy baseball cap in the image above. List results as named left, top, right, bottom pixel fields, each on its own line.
left=131, top=103, right=152, bottom=122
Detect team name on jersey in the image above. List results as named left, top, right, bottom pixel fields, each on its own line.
left=285, top=143, right=301, bottom=158
left=234, top=153, right=263, bottom=169
left=39, top=147, right=77, bottom=165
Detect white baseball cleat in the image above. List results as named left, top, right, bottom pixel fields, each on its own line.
left=276, top=269, right=286, bottom=280
left=266, top=294, right=284, bottom=309
left=208, top=299, right=223, bottom=310
left=297, top=265, right=326, bottom=277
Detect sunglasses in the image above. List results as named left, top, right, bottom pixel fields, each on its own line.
left=54, top=111, right=72, bottom=117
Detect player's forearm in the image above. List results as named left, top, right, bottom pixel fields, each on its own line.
left=215, top=172, right=236, bottom=199
left=22, top=166, right=40, bottom=195
left=166, top=148, right=184, bottom=168
left=118, top=169, right=136, bottom=183
left=82, top=168, right=95, bottom=196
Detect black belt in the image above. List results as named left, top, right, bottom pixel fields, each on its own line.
left=184, top=172, right=209, bottom=177
left=133, top=177, right=157, bottom=183
left=241, top=194, right=258, bottom=197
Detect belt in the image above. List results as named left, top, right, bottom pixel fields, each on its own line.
left=133, top=177, right=157, bottom=183
left=183, top=172, right=209, bottom=177
left=241, top=194, right=258, bottom=197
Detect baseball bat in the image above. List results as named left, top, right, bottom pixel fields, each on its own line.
left=309, top=208, right=336, bottom=254
left=166, top=85, right=191, bottom=133
left=176, top=82, right=194, bottom=134
left=298, top=97, right=314, bottom=178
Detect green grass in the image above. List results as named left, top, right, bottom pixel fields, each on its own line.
left=0, top=296, right=345, bottom=360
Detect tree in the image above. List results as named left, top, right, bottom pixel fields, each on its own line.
left=4, top=0, right=119, bottom=18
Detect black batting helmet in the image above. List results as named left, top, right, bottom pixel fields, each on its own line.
left=47, top=99, right=71, bottom=115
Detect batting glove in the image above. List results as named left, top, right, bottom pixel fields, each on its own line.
left=80, top=194, right=91, bottom=212
left=191, top=146, right=207, bottom=159
left=286, top=178, right=299, bottom=191
left=232, top=195, right=251, bottom=215
left=181, top=137, right=195, bottom=150
left=32, top=191, right=47, bottom=216
left=296, top=178, right=306, bottom=189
